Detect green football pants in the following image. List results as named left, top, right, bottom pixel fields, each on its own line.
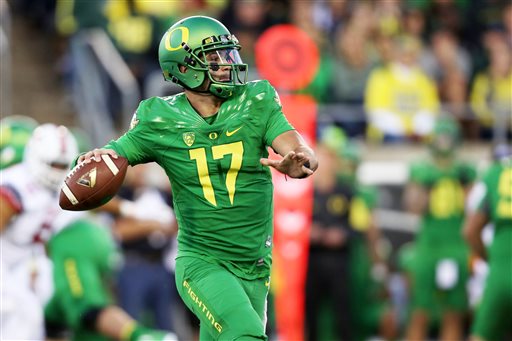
left=175, top=255, right=269, bottom=341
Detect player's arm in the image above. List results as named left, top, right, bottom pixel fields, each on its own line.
left=462, top=181, right=490, bottom=260
left=0, top=186, right=22, bottom=232
left=403, top=182, right=429, bottom=215
left=462, top=211, right=488, bottom=260
left=0, top=197, right=16, bottom=232
left=260, top=130, right=318, bottom=178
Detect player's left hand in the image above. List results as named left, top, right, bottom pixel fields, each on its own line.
left=260, top=151, right=314, bottom=178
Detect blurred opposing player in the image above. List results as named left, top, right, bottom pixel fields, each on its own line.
left=463, top=146, right=512, bottom=341
left=403, top=117, right=477, bottom=340
left=0, top=123, right=78, bottom=340
left=0, top=123, right=176, bottom=340
left=43, top=132, right=177, bottom=341
left=77, top=15, right=318, bottom=340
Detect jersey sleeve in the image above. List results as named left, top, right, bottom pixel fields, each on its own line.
left=104, top=100, right=158, bottom=166
left=409, top=161, right=432, bottom=186
left=261, top=81, right=295, bottom=146
left=466, top=181, right=488, bottom=214
left=350, top=185, right=377, bottom=231
left=458, top=162, right=477, bottom=186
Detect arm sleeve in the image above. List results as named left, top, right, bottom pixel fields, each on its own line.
left=104, top=102, right=156, bottom=166
left=262, top=82, right=295, bottom=146
left=409, top=161, right=431, bottom=186
left=466, top=181, right=488, bottom=213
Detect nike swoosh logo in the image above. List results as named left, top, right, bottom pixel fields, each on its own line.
left=226, top=126, right=243, bottom=137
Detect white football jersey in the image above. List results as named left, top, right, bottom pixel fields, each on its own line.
left=0, top=163, right=60, bottom=268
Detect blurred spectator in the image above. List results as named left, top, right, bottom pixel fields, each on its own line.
left=402, top=7, right=428, bottom=43
left=424, top=30, right=472, bottom=84
left=403, top=117, right=477, bottom=341
left=220, top=0, right=271, bottom=81
left=287, top=1, right=334, bottom=104
left=424, top=30, right=473, bottom=134
left=54, top=0, right=117, bottom=145
left=113, top=164, right=178, bottom=332
left=469, top=30, right=512, bottom=141
left=289, top=0, right=327, bottom=50
left=503, top=3, right=512, bottom=46
left=311, top=0, right=350, bottom=42
left=365, top=35, right=440, bottom=142
left=423, top=0, right=470, bottom=41
left=104, top=0, right=174, bottom=95
left=373, top=0, right=402, bottom=38
left=326, top=2, right=379, bottom=137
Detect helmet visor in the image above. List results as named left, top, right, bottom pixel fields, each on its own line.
left=203, top=48, right=247, bottom=85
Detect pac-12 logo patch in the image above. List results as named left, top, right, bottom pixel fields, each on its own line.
left=183, top=132, right=195, bottom=146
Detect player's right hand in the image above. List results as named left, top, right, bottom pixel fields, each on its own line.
left=78, top=148, right=118, bottom=164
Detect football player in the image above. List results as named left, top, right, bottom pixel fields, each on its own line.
left=463, top=145, right=512, bottom=341
left=0, top=123, right=79, bottom=339
left=77, top=15, right=318, bottom=340
left=0, top=123, right=176, bottom=340
left=305, top=126, right=395, bottom=341
left=403, top=116, right=477, bottom=340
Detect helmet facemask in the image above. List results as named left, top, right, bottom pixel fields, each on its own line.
left=180, top=34, right=248, bottom=98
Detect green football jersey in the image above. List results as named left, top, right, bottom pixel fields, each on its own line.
left=476, top=160, right=512, bottom=260
left=409, top=160, right=477, bottom=246
left=105, top=80, right=294, bottom=278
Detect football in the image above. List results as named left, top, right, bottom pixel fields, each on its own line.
left=59, top=155, right=128, bottom=211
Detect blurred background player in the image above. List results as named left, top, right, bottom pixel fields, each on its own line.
left=403, top=116, right=477, bottom=340
left=305, top=126, right=396, bottom=341
left=463, top=145, right=512, bottom=341
left=113, top=163, right=178, bottom=333
left=0, top=123, right=78, bottom=340
left=45, top=210, right=177, bottom=341
left=0, top=122, right=177, bottom=340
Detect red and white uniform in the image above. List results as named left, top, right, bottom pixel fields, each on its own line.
left=0, top=163, right=58, bottom=340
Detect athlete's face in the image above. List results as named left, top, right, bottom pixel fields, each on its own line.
left=204, top=49, right=241, bottom=82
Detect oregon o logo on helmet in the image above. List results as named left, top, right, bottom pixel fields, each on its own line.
left=165, top=26, right=190, bottom=51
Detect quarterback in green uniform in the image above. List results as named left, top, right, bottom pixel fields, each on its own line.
left=463, top=148, right=512, bottom=341
left=403, top=117, right=476, bottom=340
left=78, top=15, right=318, bottom=340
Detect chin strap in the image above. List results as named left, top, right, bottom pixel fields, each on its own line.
left=170, top=72, right=232, bottom=98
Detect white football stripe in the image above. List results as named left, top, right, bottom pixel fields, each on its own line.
left=62, top=184, right=79, bottom=205
left=101, top=154, right=119, bottom=176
